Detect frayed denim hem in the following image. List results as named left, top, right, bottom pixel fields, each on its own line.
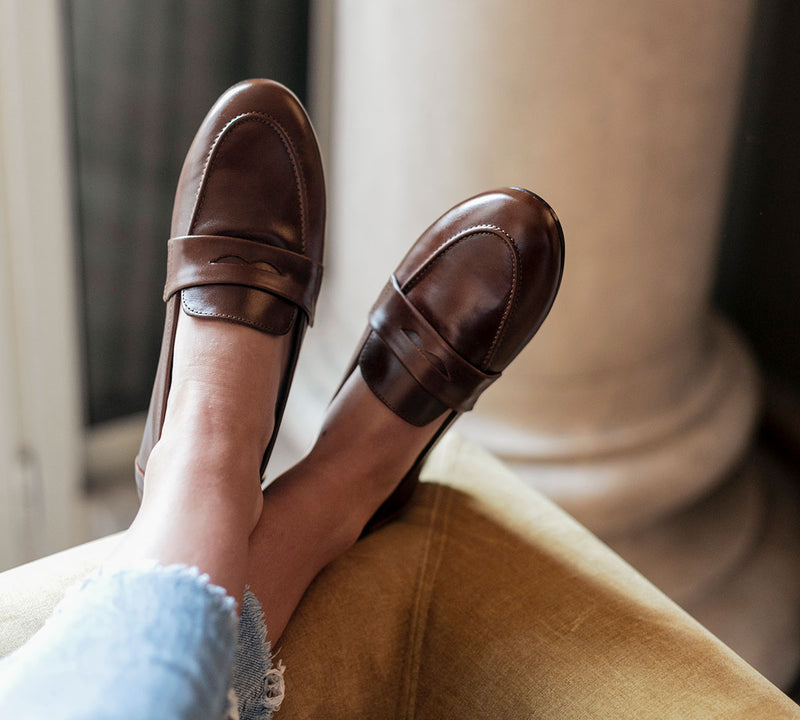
left=229, top=589, right=285, bottom=720
left=0, top=563, right=284, bottom=720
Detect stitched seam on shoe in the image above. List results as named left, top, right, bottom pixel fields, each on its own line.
left=401, top=233, right=493, bottom=363
left=187, top=119, right=230, bottom=230
left=262, top=113, right=309, bottom=254
left=182, top=295, right=296, bottom=334
left=402, top=226, right=520, bottom=371
left=190, top=112, right=306, bottom=253
left=398, top=484, right=454, bottom=720
left=180, top=112, right=308, bottom=326
left=404, top=229, right=486, bottom=292
left=403, top=224, right=510, bottom=290
left=483, top=235, right=520, bottom=369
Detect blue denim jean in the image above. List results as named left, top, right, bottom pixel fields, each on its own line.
left=0, top=563, right=283, bottom=720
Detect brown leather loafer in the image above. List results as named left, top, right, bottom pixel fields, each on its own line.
left=344, top=187, right=564, bottom=533
left=135, top=79, right=325, bottom=494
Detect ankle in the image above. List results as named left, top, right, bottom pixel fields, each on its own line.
left=143, top=433, right=264, bottom=535
left=170, top=374, right=275, bottom=446
left=168, top=313, right=286, bottom=453
left=294, top=445, right=395, bottom=543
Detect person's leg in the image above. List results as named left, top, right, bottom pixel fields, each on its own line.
left=1, top=77, right=325, bottom=719
left=109, top=312, right=283, bottom=606
left=0, top=313, right=286, bottom=720
left=247, top=368, right=446, bottom=640
left=246, top=187, right=564, bottom=641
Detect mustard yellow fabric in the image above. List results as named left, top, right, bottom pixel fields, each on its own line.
left=279, top=435, right=799, bottom=718
left=0, top=434, right=797, bottom=718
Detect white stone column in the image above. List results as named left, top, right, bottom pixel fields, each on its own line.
left=287, top=0, right=800, bottom=686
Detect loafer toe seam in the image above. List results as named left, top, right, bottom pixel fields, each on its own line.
left=191, top=112, right=308, bottom=254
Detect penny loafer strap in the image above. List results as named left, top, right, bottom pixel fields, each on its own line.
left=368, top=274, right=499, bottom=413
left=163, top=234, right=323, bottom=323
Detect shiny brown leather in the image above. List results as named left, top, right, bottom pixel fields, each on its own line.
left=355, top=187, right=564, bottom=530
left=361, top=187, right=564, bottom=425
left=135, top=79, right=325, bottom=493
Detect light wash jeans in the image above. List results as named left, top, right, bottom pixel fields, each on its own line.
left=0, top=563, right=284, bottom=720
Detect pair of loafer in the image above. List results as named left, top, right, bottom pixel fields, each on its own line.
left=135, top=79, right=565, bottom=532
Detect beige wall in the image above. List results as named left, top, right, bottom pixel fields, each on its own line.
left=0, top=1, right=84, bottom=569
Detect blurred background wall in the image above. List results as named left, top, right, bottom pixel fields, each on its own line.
left=0, top=0, right=797, bottom=693
left=65, top=0, right=310, bottom=426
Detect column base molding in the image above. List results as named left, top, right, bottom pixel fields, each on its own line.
left=610, top=452, right=800, bottom=689
left=460, top=314, right=759, bottom=535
